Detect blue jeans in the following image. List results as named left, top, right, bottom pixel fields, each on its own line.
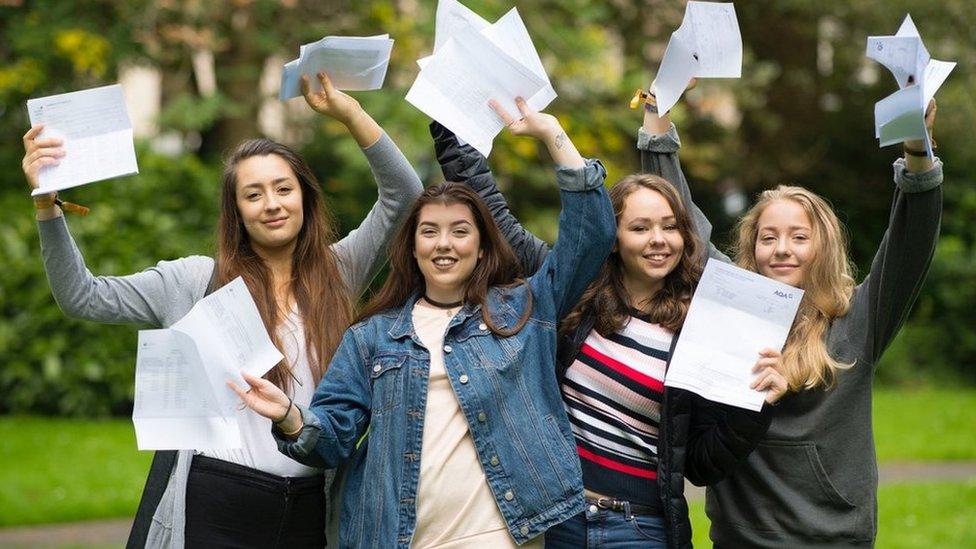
left=545, top=503, right=667, bottom=548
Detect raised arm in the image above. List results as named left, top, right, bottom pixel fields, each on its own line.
left=638, top=81, right=730, bottom=263
left=490, top=98, right=615, bottom=318
left=301, top=72, right=424, bottom=296
left=847, top=101, right=943, bottom=366
left=22, top=126, right=210, bottom=326
left=234, top=328, right=372, bottom=469
left=429, top=121, right=550, bottom=276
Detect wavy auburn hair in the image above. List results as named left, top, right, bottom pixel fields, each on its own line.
left=357, top=183, right=531, bottom=337
left=561, top=174, right=703, bottom=337
left=732, top=185, right=856, bottom=390
left=217, top=139, right=353, bottom=392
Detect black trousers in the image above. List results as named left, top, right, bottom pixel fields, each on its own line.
left=184, top=455, right=326, bottom=549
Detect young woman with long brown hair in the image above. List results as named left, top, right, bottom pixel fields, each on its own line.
left=230, top=99, right=616, bottom=548
left=21, top=72, right=422, bottom=548
left=430, top=121, right=788, bottom=548
left=637, top=81, right=943, bottom=547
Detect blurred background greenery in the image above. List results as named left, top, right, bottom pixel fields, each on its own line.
left=0, top=0, right=973, bottom=544
left=1, top=0, right=972, bottom=417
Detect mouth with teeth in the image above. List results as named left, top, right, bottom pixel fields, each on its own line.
left=432, top=256, right=458, bottom=269
left=643, top=252, right=672, bottom=265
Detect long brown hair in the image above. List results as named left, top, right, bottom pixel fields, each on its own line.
left=357, top=183, right=531, bottom=337
left=561, top=174, right=703, bottom=337
left=217, top=138, right=353, bottom=391
left=732, top=185, right=856, bottom=390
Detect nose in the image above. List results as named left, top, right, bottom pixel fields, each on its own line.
left=435, top=232, right=452, bottom=251
left=773, top=236, right=791, bottom=257
left=649, top=226, right=666, bottom=245
left=264, top=193, right=281, bottom=211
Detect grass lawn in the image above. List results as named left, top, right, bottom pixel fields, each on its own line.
left=0, top=389, right=973, bottom=530
left=0, top=417, right=151, bottom=527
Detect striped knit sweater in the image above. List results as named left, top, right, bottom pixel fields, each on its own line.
left=560, top=312, right=672, bottom=506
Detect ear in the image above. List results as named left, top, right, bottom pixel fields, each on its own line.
left=478, top=248, right=484, bottom=260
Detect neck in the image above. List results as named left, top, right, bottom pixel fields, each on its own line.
left=253, top=241, right=296, bottom=305
left=424, top=285, right=464, bottom=306
left=621, top=272, right=662, bottom=312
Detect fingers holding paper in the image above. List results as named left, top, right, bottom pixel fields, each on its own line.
left=750, top=349, right=788, bottom=404
left=21, top=124, right=64, bottom=193
left=490, top=97, right=584, bottom=168
left=229, top=373, right=303, bottom=433
left=301, top=71, right=363, bottom=125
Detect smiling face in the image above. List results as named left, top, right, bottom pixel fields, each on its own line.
left=234, top=154, right=305, bottom=255
left=414, top=202, right=483, bottom=303
left=754, top=199, right=815, bottom=288
left=616, top=187, right=685, bottom=303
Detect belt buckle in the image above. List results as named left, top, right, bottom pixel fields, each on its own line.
left=596, top=497, right=624, bottom=512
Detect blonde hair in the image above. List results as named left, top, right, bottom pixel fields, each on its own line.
left=732, top=185, right=856, bottom=390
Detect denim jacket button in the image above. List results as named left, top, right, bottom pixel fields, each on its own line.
left=504, top=490, right=514, bottom=501
left=520, top=526, right=529, bottom=535
left=443, top=344, right=453, bottom=353
left=459, top=374, right=469, bottom=384
left=490, top=456, right=500, bottom=466
left=478, top=322, right=487, bottom=331
left=477, top=412, right=487, bottom=422
left=372, top=365, right=381, bottom=373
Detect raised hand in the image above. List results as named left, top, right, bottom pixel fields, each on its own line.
left=229, top=372, right=302, bottom=433
left=489, top=97, right=584, bottom=168
left=489, top=97, right=562, bottom=141
left=750, top=348, right=789, bottom=405
left=301, top=71, right=364, bottom=126
left=21, top=124, right=63, bottom=198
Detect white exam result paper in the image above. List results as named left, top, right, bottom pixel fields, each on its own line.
left=26, top=84, right=138, bottom=196
left=406, top=28, right=547, bottom=156
left=280, top=35, right=394, bottom=100
left=665, top=259, right=803, bottom=411
left=655, top=1, right=742, bottom=116
left=866, top=15, right=955, bottom=159
left=133, top=330, right=241, bottom=450
left=131, top=277, right=283, bottom=450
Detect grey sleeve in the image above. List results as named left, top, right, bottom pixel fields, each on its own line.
left=37, top=216, right=211, bottom=326
left=332, top=132, right=424, bottom=296
left=637, top=125, right=731, bottom=264
left=846, top=158, right=943, bottom=366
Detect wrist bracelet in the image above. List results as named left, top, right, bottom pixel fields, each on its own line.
left=33, top=195, right=57, bottom=210
left=903, top=145, right=929, bottom=157
left=273, top=396, right=294, bottom=425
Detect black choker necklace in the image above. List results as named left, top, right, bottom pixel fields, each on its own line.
left=423, top=295, right=464, bottom=309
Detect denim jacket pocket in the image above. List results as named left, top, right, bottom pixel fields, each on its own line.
left=369, top=354, right=407, bottom=414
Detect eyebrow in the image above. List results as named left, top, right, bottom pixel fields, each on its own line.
left=418, top=219, right=474, bottom=228
left=758, top=225, right=811, bottom=232
left=240, top=177, right=293, bottom=190
left=629, top=216, right=676, bottom=223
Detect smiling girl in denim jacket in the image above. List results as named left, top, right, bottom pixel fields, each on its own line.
left=234, top=98, right=616, bottom=548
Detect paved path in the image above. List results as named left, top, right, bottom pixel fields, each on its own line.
left=2, top=461, right=974, bottom=548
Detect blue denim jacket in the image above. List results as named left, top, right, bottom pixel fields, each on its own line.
left=275, top=159, right=615, bottom=548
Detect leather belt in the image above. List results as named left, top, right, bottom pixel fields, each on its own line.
left=587, top=496, right=660, bottom=516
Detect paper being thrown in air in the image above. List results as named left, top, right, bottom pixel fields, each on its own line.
left=280, top=35, right=394, bottom=100
left=866, top=14, right=955, bottom=159
left=26, top=84, right=138, bottom=196
left=654, top=1, right=742, bottom=116
left=407, top=0, right=556, bottom=156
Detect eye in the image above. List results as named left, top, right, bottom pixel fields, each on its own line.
left=630, top=225, right=648, bottom=232
left=420, top=228, right=437, bottom=237
left=664, top=224, right=679, bottom=231
left=246, top=192, right=261, bottom=201
left=453, top=228, right=470, bottom=236
left=794, top=234, right=809, bottom=242
left=277, top=186, right=293, bottom=195
left=760, top=235, right=776, bottom=243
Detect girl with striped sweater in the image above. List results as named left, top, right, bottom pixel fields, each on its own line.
left=430, top=120, right=788, bottom=548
